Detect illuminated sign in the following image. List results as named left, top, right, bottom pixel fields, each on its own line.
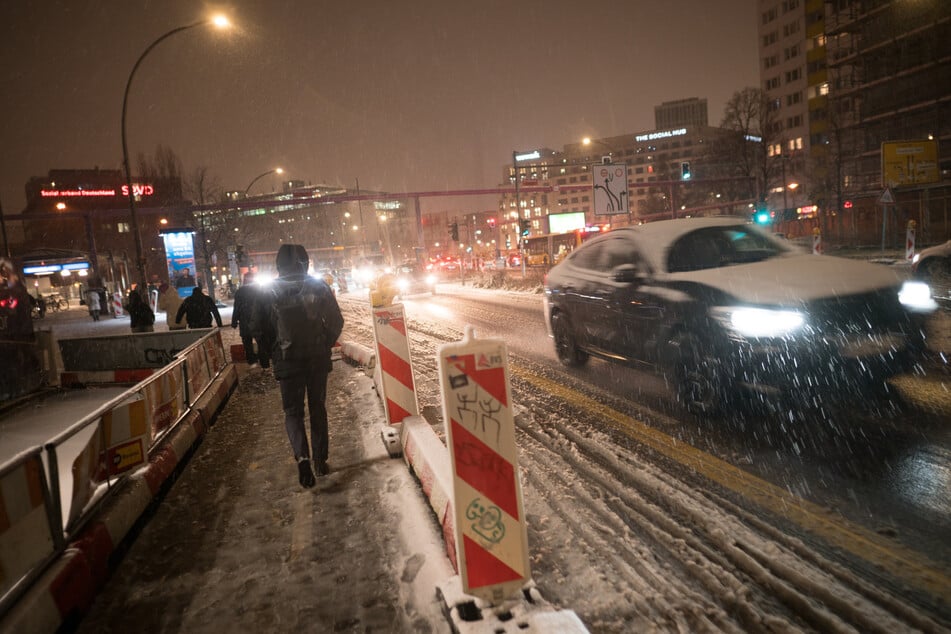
left=39, top=184, right=155, bottom=198
left=635, top=128, right=687, bottom=142
left=548, top=212, right=586, bottom=233
left=21, top=261, right=90, bottom=275
left=374, top=201, right=402, bottom=210
left=22, top=264, right=61, bottom=275
left=515, top=151, right=541, bottom=162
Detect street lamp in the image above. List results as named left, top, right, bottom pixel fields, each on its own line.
left=121, top=14, right=231, bottom=296
left=244, top=167, right=284, bottom=196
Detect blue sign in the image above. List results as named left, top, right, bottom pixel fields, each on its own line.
left=162, top=231, right=197, bottom=298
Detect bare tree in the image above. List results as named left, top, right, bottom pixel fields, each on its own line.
left=183, top=166, right=227, bottom=299
left=710, top=87, right=782, bottom=206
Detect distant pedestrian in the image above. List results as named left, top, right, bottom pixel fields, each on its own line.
left=85, top=286, right=101, bottom=321
left=231, top=272, right=270, bottom=368
left=258, top=244, right=343, bottom=488
left=175, top=286, right=222, bottom=329
left=156, top=282, right=185, bottom=330
left=125, top=290, right=155, bottom=333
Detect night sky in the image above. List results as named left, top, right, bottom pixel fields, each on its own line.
left=0, top=0, right=758, bottom=218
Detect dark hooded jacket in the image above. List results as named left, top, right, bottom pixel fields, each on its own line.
left=259, top=244, right=344, bottom=378
left=175, top=287, right=222, bottom=329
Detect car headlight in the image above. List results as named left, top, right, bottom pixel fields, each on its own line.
left=397, top=278, right=410, bottom=292
left=898, top=280, right=937, bottom=312
left=425, top=274, right=436, bottom=285
left=713, top=306, right=806, bottom=338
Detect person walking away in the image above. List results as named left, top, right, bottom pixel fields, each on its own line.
left=157, top=282, right=185, bottom=330
left=231, top=272, right=269, bottom=368
left=125, top=291, right=155, bottom=333
left=259, top=244, right=343, bottom=488
left=85, top=286, right=101, bottom=321
left=175, top=286, right=222, bottom=329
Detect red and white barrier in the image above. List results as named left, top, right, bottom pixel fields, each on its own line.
left=812, top=227, right=823, bottom=255
left=906, top=220, right=916, bottom=262
left=438, top=326, right=530, bottom=605
left=371, top=303, right=419, bottom=425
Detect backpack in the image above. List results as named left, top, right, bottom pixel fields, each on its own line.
left=270, top=279, right=329, bottom=362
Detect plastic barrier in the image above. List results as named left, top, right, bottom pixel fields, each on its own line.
left=906, top=220, right=916, bottom=262
left=0, top=329, right=236, bottom=631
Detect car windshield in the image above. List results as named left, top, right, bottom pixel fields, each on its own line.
left=666, top=225, right=786, bottom=273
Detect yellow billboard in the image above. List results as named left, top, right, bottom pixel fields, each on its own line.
left=882, top=140, right=940, bottom=187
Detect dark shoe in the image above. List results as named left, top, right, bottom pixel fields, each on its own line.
left=316, top=461, right=330, bottom=476
left=298, top=459, right=316, bottom=488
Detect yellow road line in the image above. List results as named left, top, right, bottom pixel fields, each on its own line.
left=512, top=366, right=951, bottom=602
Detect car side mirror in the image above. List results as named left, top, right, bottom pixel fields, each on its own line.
left=613, top=264, right=642, bottom=284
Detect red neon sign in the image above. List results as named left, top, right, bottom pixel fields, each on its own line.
left=39, top=184, right=155, bottom=198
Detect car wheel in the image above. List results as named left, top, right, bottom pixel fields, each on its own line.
left=670, top=332, right=725, bottom=416
left=551, top=311, right=588, bottom=367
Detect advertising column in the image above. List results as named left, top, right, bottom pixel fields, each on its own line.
left=160, top=229, right=197, bottom=298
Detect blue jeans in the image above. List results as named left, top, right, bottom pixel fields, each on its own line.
left=278, top=367, right=329, bottom=463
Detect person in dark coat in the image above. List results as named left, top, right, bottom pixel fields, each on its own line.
left=125, top=290, right=155, bottom=333
left=175, top=286, right=222, bottom=329
left=230, top=272, right=269, bottom=368
left=258, top=244, right=344, bottom=488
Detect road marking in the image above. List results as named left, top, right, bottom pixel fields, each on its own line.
left=512, top=366, right=951, bottom=602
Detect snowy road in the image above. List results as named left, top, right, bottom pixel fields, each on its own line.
left=339, top=285, right=950, bottom=631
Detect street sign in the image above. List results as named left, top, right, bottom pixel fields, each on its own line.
left=438, top=326, right=529, bottom=604
left=878, top=187, right=895, bottom=205
left=882, top=140, right=940, bottom=187
left=592, top=163, right=629, bottom=215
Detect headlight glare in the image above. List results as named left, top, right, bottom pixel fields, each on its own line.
left=898, top=280, right=937, bottom=312
left=715, top=306, right=806, bottom=338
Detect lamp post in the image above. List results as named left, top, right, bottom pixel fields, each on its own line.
left=121, top=14, right=230, bottom=297
left=244, top=167, right=283, bottom=196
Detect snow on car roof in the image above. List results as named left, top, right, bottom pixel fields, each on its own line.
left=608, top=215, right=771, bottom=272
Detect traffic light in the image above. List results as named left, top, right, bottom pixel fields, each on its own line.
left=681, top=161, right=691, bottom=180
left=450, top=222, right=459, bottom=241
left=520, top=219, right=530, bottom=236
left=752, top=202, right=771, bottom=225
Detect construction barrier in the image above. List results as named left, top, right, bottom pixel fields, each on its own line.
left=0, top=329, right=236, bottom=632
left=812, top=227, right=823, bottom=255
left=371, top=303, right=419, bottom=425
left=437, top=326, right=530, bottom=605
left=906, top=220, right=916, bottom=262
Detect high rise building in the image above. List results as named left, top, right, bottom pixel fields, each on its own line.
left=654, top=98, right=709, bottom=129
left=759, top=0, right=950, bottom=243
left=758, top=0, right=812, bottom=214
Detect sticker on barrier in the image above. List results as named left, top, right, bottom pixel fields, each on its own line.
left=99, top=395, right=148, bottom=478
left=438, top=326, right=530, bottom=605
left=371, top=303, right=419, bottom=425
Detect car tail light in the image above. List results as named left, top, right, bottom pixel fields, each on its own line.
left=0, top=297, right=18, bottom=309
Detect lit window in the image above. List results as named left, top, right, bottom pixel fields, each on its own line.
left=117, top=222, right=130, bottom=233
left=819, top=82, right=829, bottom=96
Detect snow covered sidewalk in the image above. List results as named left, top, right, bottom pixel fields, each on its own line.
left=73, top=360, right=454, bottom=632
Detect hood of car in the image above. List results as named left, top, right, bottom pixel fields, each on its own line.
left=665, top=253, right=904, bottom=306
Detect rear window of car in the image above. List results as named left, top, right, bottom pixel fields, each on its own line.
left=667, top=226, right=785, bottom=272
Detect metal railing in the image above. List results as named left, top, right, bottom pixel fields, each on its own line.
left=0, top=329, right=229, bottom=618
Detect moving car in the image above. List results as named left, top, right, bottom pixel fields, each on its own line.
left=393, top=262, right=437, bottom=298
left=911, top=239, right=951, bottom=307
left=543, top=216, right=936, bottom=415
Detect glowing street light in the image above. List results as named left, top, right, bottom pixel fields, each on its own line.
left=121, top=14, right=231, bottom=296
left=244, top=167, right=284, bottom=195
